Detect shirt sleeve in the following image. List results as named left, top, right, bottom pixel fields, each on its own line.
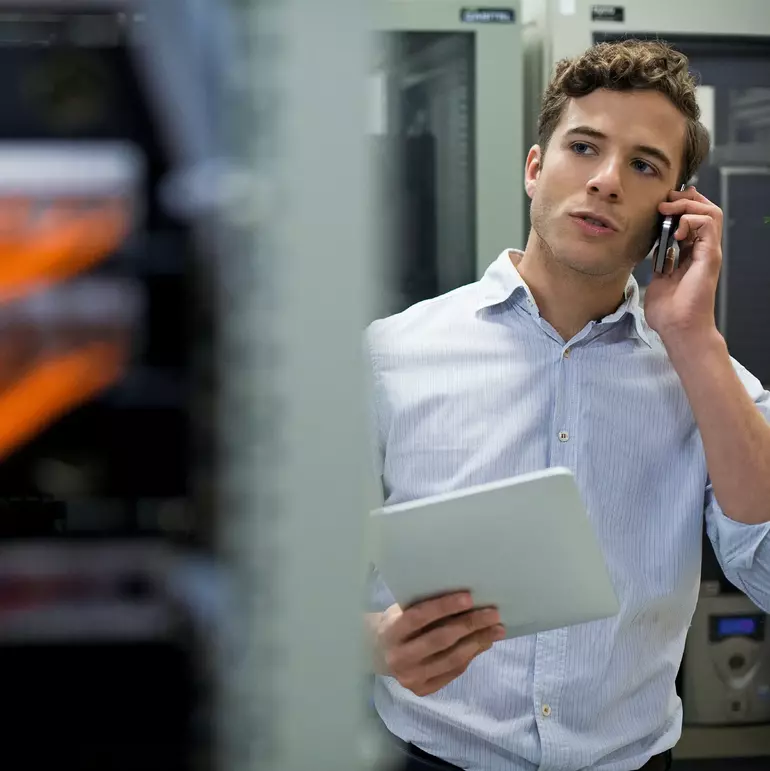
left=704, top=357, right=770, bottom=613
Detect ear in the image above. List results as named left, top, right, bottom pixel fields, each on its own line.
left=525, top=145, right=542, bottom=200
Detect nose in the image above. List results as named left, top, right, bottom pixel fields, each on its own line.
left=586, top=159, right=623, bottom=202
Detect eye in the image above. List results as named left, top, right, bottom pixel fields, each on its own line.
left=570, top=142, right=596, bottom=156
left=632, top=159, right=658, bottom=176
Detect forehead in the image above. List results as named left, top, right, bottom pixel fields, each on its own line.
left=556, top=88, right=686, bottom=159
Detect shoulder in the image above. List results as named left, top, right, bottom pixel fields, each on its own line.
left=366, top=281, right=485, bottom=361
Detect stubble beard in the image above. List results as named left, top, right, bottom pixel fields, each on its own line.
left=529, top=197, right=658, bottom=278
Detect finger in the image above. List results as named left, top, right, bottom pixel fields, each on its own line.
left=401, top=625, right=505, bottom=696
left=674, top=251, right=694, bottom=274
left=415, top=665, right=469, bottom=697
left=420, top=625, right=505, bottom=681
left=386, top=592, right=474, bottom=644
left=390, top=607, right=501, bottom=668
left=674, top=213, right=715, bottom=243
left=670, top=185, right=713, bottom=206
left=658, top=198, right=719, bottom=219
left=662, top=244, right=678, bottom=276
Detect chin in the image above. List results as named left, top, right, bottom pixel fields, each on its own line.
left=551, top=240, right=623, bottom=277
left=563, top=259, right=621, bottom=278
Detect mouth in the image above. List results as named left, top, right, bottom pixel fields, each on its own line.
left=569, top=212, right=617, bottom=234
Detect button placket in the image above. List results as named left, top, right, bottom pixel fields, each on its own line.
left=533, top=627, right=569, bottom=769
left=553, top=338, right=581, bottom=467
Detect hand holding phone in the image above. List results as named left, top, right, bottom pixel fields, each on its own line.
left=652, top=184, right=687, bottom=274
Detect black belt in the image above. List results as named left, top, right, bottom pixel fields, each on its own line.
left=390, top=733, right=673, bottom=771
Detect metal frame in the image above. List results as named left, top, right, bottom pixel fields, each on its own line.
left=529, top=3, right=770, bottom=170
left=374, top=0, right=525, bottom=277
left=543, top=0, right=770, bottom=67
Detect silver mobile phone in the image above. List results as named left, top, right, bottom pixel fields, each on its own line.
left=652, top=184, right=687, bottom=274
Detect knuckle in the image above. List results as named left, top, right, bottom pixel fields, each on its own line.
left=471, top=639, right=489, bottom=657
left=449, top=648, right=472, bottom=669
left=405, top=605, right=426, bottom=628
left=384, top=649, right=402, bottom=675
left=438, top=597, right=457, bottom=619
left=470, top=609, right=492, bottom=630
left=444, top=592, right=468, bottom=615
left=398, top=670, right=417, bottom=689
left=436, top=594, right=458, bottom=613
left=435, top=626, right=458, bottom=649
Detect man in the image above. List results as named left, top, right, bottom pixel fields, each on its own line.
left=365, top=39, right=770, bottom=771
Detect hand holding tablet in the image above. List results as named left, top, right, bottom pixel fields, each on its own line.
left=368, top=591, right=504, bottom=697
left=369, top=467, right=619, bottom=644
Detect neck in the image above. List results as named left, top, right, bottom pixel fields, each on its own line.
left=513, top=230, right=631, bottom=341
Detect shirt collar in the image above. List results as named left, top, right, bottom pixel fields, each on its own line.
left=475, top=250, right=653, bottom=349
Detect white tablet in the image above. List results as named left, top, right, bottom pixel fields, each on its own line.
left=369, top=467, right=619, bottom=640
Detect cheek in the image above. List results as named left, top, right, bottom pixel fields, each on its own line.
left=530, top=175, right=560, bottom=217
left=637, top=209, right=663, bottom=243
left=528, top=191, right=552, bottom=234
left=533, top=164, right=581, bottom=209
left=625, top=213, right=661, bottom=260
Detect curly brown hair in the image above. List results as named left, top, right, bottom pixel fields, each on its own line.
left=538, top=39, right=710, bottom=186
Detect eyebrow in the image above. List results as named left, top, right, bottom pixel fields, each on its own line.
left=564, top=125, right=673, bottom=170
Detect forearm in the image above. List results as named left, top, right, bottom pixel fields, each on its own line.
left=664, top=329, right=770, bottom=525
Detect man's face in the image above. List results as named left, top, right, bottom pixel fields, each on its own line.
left=526, top=88, right=687, bottom=278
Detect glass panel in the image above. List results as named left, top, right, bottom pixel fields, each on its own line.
left=722, top=171, right=770, bottom=388
left=371, top=32, right=476, bottom=318
left=728, top=86, right=770, bottom=145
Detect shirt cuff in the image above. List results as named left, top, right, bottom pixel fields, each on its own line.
left=707, top=501, right=770, bottom=571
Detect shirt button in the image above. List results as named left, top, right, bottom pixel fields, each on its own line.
left=563, top=348, right=571, bottom=358
left=542, top=704, right=552, bottom=717
left=558, top=430, right=569, bottom=442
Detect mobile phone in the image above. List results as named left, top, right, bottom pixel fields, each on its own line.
left=652, top=184, right=687, bottom=274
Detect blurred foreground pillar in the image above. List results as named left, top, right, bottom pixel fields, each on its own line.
left=217, top=1, right=375, bottom=771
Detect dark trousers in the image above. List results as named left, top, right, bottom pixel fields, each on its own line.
left=391, top=735, right=673, bottom=771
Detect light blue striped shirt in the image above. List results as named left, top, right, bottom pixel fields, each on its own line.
left=366, top=250, right=770, bottom=771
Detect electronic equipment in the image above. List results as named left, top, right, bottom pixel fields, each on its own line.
left=683, top=583, right=770, bottom=726
left=652, top=184, right=687, bottom=274
left=371, top=467, right=619, bottom=640
left=0, top=4, right=230, bottom=769
left=371, top=0, right=523, bottom=316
